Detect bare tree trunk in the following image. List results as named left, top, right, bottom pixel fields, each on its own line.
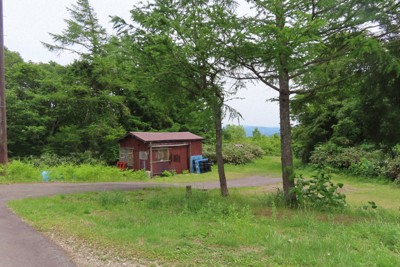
left=0, top=0, right=8, bottom=167
left=214, top=103, right=229, bottom=197
left=279, top=74, right=296, bottom=205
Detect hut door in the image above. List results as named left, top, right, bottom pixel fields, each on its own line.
left=171, top=146, right=189, bottom=173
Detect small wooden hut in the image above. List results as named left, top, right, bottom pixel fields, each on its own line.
left=117, top=132, right=203, bottom=175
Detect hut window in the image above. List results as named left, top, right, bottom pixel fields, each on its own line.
left=119, top=147, right=134, bottom=167
left=155, top=149, right=170, bottom=162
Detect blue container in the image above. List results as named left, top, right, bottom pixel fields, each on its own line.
left=41, top=171, right=50, bottom=182
left=190, top=155, right=203, bottom=173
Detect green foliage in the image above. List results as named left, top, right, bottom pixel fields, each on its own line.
left=97, top=191, right=127, bottom=207
left=382, top=156, right=400, bottom=181
left=251, top=134, right=281, bottom=156
left=27, top=153, right=104, bottom=166
left=310, top=144, right=367, bottom=169
left=252, top=128, right=262, bottom=140
left=42, top=0, right=107, bottom=58
left=161, top=170, right=176, bottom=177
left=292, top=172, right=346, bottom=210
left=309, top=143, right=400, bottom=181
left=203, top=143, right=264, bottom=165
left=222, top=125, right=247, bottom=143
left=292, top=33, right=400, bottom=165
left=263, top=188, right=286, bottom=208
left=0, top=160, right=41, bottom=183
left=0, top=160, right=147, bottom=184
left=46, top=164, right=147, bottom=182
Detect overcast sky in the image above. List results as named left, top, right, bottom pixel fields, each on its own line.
left=3, top=0, right=279, bottom=127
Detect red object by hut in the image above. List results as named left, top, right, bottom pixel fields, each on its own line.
left=117, top=132, right=203, bottom=175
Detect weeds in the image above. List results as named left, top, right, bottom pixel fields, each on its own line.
left=0, top=160, right=147, bottom=183
left=98, top=191, right=127, bottom=207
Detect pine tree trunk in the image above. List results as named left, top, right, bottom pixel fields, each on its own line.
left=276, top=0, right=296, bottom=206
left=279, top=74, right=296, bottom=205
left=214, top=103, right=229, bottom=197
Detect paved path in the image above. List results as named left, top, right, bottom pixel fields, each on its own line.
left=0, top=177, right=281, bottom=267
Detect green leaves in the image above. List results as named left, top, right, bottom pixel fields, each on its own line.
left=292, top=172, right=347, bottom=210
left=42, top=0, right=107, bottom=59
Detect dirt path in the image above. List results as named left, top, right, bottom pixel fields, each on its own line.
left=0, top=177, right=281, bottom=267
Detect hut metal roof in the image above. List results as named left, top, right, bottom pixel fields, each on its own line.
left=124, top=132, right=204, bottom=142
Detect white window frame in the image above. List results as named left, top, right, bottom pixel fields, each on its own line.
left=154, top=148, right=170, bottom=162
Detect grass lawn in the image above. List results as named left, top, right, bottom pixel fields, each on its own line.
left=9, top=188, right=400, bottom=267
left=157, top=156, right=400, bottom=211
left=6, top=156, right=400, bottom=266
left=151, top=156, right=283, bottom=183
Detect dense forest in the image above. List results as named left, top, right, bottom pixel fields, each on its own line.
left=5, top=45, right=212, bottom=162
left=4, top=0, right=399, bottom=200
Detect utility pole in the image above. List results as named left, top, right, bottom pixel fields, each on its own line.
left=0, top=0, right=8, bottom=165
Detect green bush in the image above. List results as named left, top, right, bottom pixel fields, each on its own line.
left=309, top=142, right=341, bottom=167
left=203, top=143, right=264, bottom=165
left=310, top=144, right=386, bottom=178
left=161, top=170, right=176, bottom=177
left=291, top=172, right=346, bottom=210
left=349, top=158, right=382, bottom=177
left=310, top=144, right=365, bottom=168
left=382, top=156, right=400, bottom=181
left=251, top=134, right=281, bottom=156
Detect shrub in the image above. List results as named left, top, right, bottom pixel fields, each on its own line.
left=309, top=142, right=341, bottom=167
left=382, top=156, right=400, bottom=181
left=203, top=143, right=264, bottom=165
left=251, top=134, right=281, bottom=156
left=310, top=144, right=386, bottom=178
left=291, top=172, right=346, bottom=210
left=161, top=170, right=176, bottom=177
left=311, top=145, right=366, bottom=169
left=348, top=158, right=382, bottom=177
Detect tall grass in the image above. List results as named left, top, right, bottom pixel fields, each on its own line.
left=0, top=160, right=147, bottom=184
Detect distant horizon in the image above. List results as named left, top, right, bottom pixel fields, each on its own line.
left=223, top=123, right=280, bottom=128
left=237, top=125, right=281, bottom=137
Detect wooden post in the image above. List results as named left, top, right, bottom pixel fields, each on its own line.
left=149, top=142, right=153, bottom=178
left=186, top=185, right=192, bottom=196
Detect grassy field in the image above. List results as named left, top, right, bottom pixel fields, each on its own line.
left=9, top=188, right=400, bottom=267
left=153, top=156, right=283, bottom=183
left=7, top=156, right=400, bottom=266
